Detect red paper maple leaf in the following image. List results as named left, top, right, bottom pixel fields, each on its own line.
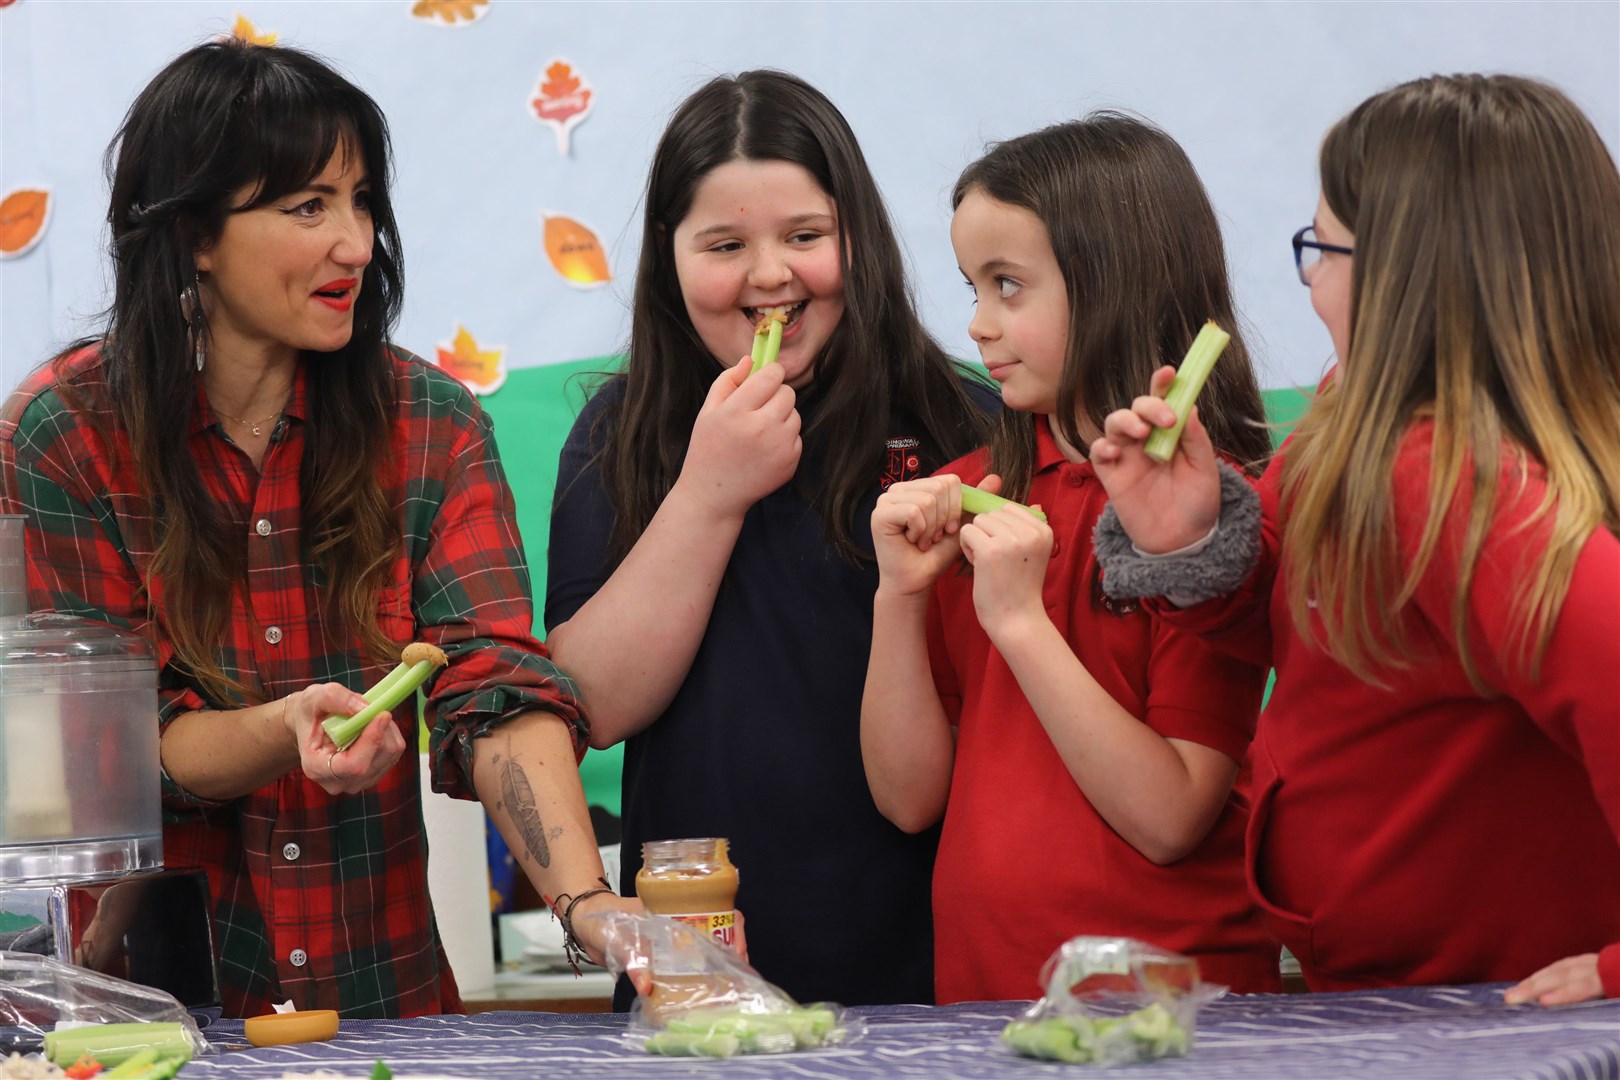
left=532, top=61, right=591, bottom=125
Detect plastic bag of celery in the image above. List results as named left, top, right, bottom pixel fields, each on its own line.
left=579, top=911, right=865, bottom=1058
left=1000, top=937, right=1224, bottom=1067
left=0, top=952, right=209, bottom=1065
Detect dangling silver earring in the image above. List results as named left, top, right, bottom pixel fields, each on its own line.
left=180, top=280, right=206, bottom=372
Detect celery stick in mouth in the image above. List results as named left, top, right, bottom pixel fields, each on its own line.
left=322, top=642, right=449, bottom=750
left=750, top=307, right=789, bottom=372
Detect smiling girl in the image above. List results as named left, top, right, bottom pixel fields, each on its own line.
left=862, top=115, right=1278, bottom=1002
left=544, top=70, right=995, bottom=1006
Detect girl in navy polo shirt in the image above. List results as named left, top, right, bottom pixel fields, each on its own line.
left=1091, top=75, right=1620, bottom=1004
left=863, top=115, right=1279, bottom=1003
left=545, top=70, right=995, bottom=1007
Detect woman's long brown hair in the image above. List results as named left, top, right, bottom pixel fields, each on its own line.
left=1280, top=74, right=1620, bottom=686
left=952, top=114, right=1272, bottom=502
left=59, top=39, right=405, bottom=704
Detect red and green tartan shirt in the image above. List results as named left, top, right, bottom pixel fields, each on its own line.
left=0, top=345, right=586, bottom=1018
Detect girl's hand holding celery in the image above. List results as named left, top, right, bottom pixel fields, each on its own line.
left=1089, top=364, right=1222, bottom=554
left=284, top=682, right=407, bottom=796
left=674, top=357, right=801, bottom=520
left=957, top=500, right=1054, bottom=643
left=871, top=475, right=974, bottom=598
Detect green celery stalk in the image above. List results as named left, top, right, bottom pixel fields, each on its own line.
left=960, top=485, right=1047, bottom=522
left=750, top=312, right=786, bottom=373
left=322, top=658, right=434, bottom=749
left=362, top=661, right=411, bottom=704
left=1144, top=320, right=1231, bottom=463
left=44, top=1023, right=192, bottom=1068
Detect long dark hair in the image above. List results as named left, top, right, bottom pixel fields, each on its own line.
left=593, top=69, right=991, bottom=565
left=58, top=38, right=403, bottom=703
left=953, top=114, right=1271, bottom=501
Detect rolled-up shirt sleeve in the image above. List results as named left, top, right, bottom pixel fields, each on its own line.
left=414, top=398, right=588, bottom=800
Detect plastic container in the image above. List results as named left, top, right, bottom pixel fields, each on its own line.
left=0, top=613, right=161, bottom=881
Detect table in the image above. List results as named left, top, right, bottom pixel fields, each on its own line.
left=173, top=985, right=1619, bottom=1079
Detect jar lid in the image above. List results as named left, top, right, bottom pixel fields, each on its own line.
left=0, top=613, right=156, bottom=669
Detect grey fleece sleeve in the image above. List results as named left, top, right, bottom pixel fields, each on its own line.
left=1092, top=461, right=1263, bottom=604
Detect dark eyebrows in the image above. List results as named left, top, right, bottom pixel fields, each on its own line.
left=690, top=211, right=835, bottom=243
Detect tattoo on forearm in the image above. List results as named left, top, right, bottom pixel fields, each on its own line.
left=499, top=758, right=550, bottom=869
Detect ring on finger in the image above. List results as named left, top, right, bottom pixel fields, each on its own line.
left=326, top=750, right=339, bottom=783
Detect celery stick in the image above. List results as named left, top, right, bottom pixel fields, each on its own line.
left=362, top=661, right=411, bottom=704
left=1144, top=320, right=1231, bottom=463
left=960, top=485, right=1047, bottom=522
left=102, top=1048, right=160, bottom=1077
left=44, top=1023, right=192, bottom=1068
left=644, top=1031, right=742, bottom=1058
left=322, top=659, right=434, bottom=749
left=750, top=312, right=786, bottom=373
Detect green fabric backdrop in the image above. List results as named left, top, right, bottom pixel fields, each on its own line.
left=475, top=360, right=1313, bottom=815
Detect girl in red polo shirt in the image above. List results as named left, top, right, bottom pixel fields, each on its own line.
left=1090, top=75, right=1620, bottom=1004
left=862, top=114, right=1280, bottom=1003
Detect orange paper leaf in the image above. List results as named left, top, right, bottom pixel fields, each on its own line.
left=0, top=188, right=51, bottom=258
left=230, top=13, right=278, bottom=45
left=529, top=59, right=594, bottom=155
left=434, top=325, right=506, bottom=395
left=411, top=0, right=489, bottom=26
left=543, top=214, right=611, bottom=288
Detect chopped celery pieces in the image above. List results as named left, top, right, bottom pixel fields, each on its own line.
left=1002, top=1003, right=1190, bottom=1065
left=644, top=1006, right=839, bottom=1057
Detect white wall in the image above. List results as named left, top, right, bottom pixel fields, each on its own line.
left=2, top=0, right=1616, bottom=396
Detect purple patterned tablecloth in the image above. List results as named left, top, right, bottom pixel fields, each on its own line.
left=174, top=984, right=1620, bottom=1079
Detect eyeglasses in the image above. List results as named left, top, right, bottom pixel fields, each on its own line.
left=1292, top=226, right=1353, bottom=285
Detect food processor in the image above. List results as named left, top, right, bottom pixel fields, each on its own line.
left=0, top=515, right=221, bottom=1012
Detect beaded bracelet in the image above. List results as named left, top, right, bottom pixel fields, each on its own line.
left=545, top=875, right=615, bottom=976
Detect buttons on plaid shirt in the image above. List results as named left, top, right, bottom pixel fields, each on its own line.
left=256, top=518, right=272, bottom=536
left=265, top=626, right=282, bottom=645
left=289, top=948, right=307, bottom=968
left=282, top=842, right=301, bottom=862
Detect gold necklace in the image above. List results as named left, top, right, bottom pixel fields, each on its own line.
left=212, top=400, right=288, bottom=438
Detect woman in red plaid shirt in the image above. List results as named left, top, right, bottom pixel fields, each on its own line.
left=0, top=40, right=637, bottom=1017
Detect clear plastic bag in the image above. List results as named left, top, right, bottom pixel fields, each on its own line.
left=582, top=911, right=864, bottom=1058
left=0, top=952, right=209, bottom=1064
left=1001, top=937, right=1224, bottom=1066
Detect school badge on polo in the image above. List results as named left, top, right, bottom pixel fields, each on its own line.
left=883, top=437, right=921, bottom=490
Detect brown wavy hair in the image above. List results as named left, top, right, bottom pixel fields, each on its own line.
left=1280, top=74, right=1620, bottom=686
left=952, top=114, right=1272, bottom=503
left=59, top=39, right=403, bottom=703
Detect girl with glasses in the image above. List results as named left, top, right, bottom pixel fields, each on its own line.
left=1090, top=74, right=1620, bottom=1005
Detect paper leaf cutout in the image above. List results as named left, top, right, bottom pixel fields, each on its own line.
left=529, top=59, right=594, bottom=155
left=230, top=14, right=278, bottom=45
left=0, top=188, right=51, bottom=259
left=542, top=213, right=610, bottom=289
left=435, top=325, right=507, bottom=395
left=411, top=0, right=489, bottom=26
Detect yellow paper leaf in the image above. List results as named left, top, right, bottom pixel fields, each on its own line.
left=543, top=214, right=611, bottom=288
left=411, top=0, right=489, bottom=26
left=435, top=325, right=506, bottom=394
left=231, top=13, right=278, bottom=45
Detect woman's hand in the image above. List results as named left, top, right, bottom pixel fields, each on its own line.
left=283, top=682, right=408, bottom=796
left=957, top=496, right=1052, bottom=642
left=674, top=357, right=802, bottom=521
left=1090, top=365, right=1222, bottom=553
left=871, top=475, right=974, bottom=598
left=1505, top=953, right=1604, bottom=1006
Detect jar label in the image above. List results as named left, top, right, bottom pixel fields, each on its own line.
left=671, top=909, right=737, bottom=952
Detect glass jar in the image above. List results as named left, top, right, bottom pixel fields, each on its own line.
left=635, top=837, right=740, bottom=954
